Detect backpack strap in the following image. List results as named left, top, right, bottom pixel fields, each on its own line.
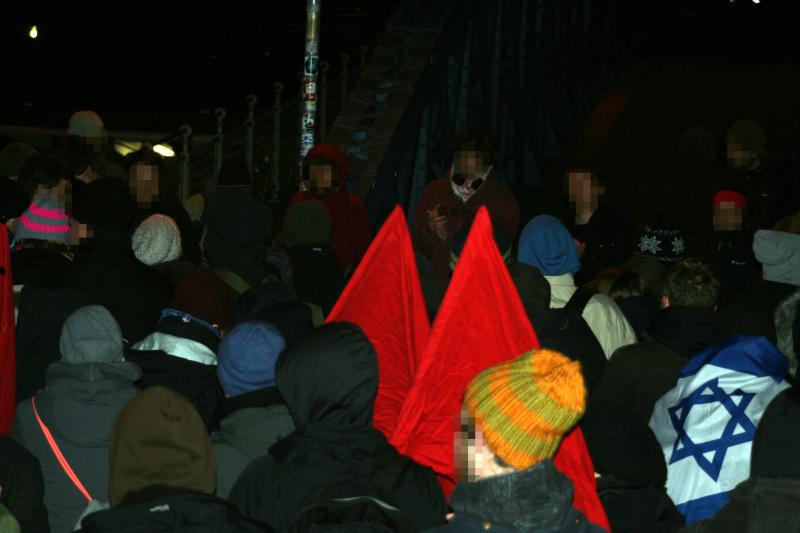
left=209, top=267, right=251, bottom=296
left=303, top=302, right=325, bottom=327
left=199, top=190, right=209, bottom=227
left=564, top=287, right=594, bottom=317
left=32, top=397, right=93, bottom=503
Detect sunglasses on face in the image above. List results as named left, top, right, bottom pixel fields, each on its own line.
left=452, top=173, right=485, bottom=192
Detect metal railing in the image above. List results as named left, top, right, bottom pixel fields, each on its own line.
left=170, top=46, right=371, bottom=203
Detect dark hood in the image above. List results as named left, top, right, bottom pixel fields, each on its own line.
left=449, top=460, right=576, bottom=531
left=51, top=304, right=142, bottom=384
left=276, top=321, right=377, bottom=429
left=59, top=305, right=124, bottom=364
left=287, top=244, right=345, bottom=315
left=646, top=306, right=718, bottom=359
left=232, top=280, right=298, bottom=325
left=751, top=386, right=800, bottom=480
left=204, top=189, right=273, bottom=287
left=0, top=176, right=29, bottom=220
left=270, top=322, right=391, bottom=485
left=508, top=262, right=550, bottom=317
left=252, top=301, right=315, bottom=349
left=304, top=144, right=349, bottom=192
left=15, top=286, right=90, bottom=400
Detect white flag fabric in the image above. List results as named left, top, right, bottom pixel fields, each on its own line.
left=649, top=336, right=790, bottom=524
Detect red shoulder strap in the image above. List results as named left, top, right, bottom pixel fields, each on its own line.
left=32, top=397, right=93, bottom=502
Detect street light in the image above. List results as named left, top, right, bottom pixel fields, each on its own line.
left=153, top=144, right=175, bottom=157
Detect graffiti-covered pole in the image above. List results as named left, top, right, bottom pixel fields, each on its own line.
left=299, top=0, right=321, bottom=191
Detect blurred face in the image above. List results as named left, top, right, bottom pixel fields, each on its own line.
left=129, top=164, right=160, bottom=208
left=453, top=150, right=489, bottom=183
left=309, top=163, right=336, bottom=195
left=568, top=170, right=604, bottom=210
left=713, top=201, right=744, bottom=231
left=67, top=219, right=93, bottom=246
left=726, top=140, right=758, bottom=172
left=36, top=179, right=72, bottom=209
left=455, top=407, right=496, bottom=482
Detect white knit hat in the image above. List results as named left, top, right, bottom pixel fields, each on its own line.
left=132, top=214, right=182, bottom=266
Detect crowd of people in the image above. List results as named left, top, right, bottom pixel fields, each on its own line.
left=0, top=110, right=799, bottom=532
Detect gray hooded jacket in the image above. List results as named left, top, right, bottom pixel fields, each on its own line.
left=754, top=230, right=800, bottom=286
left=12, top=306, right=141, bottom=533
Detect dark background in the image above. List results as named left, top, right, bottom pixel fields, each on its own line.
left=1, top=1, right=394, bottom=134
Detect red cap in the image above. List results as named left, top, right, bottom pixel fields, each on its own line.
left=712, top=190, right=747, bottom=210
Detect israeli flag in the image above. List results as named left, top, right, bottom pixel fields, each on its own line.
left=649, top=336, right=790, bottom=525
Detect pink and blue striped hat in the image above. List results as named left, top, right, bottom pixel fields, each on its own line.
left=15, top=196, right=71, bottom=244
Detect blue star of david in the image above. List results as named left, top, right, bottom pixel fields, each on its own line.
left=667, top=378, right=756, bottom=481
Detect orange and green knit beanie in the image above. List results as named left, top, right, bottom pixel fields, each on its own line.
left=465, top=349, right=586, bottom=470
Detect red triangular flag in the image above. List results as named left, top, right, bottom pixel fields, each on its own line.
left=0, top=225, right=16, bottom=434
left=326, top=206, right=430, bottom=438
left=390, top=207, right=540, bottom=489
left=390, top=207, right=610, bottom=531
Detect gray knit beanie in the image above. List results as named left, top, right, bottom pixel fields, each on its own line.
left=132, top=214, right=182, bottom=266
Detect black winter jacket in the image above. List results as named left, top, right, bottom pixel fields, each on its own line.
left=228, top=322, right=446, bottom=532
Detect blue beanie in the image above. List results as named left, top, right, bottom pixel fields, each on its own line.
left=217, top=321, right=286, bottom=397
left=517, top=215, right=581, bottom=276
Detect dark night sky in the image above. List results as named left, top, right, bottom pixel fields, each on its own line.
left=3, top=0, right=799, bottom=136
left=1, top=1, right=394, bottom=133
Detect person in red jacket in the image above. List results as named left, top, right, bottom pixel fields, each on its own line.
left=412, top=126, right=519, bottom=289
left=284, top=144, right=372, bottom=271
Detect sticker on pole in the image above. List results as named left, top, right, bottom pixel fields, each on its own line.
left=304, top=81, right=317, bottom=101
left=305, top=56, right=319, bottom=75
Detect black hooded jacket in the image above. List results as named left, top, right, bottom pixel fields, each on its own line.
left=125, top=317, right=223, bottom=430
left=228, top=322, right=446, bottom=532
left=0, top=435, right=50, bottom=532
left=592, top=306, right=719, bottom=424
left=15, top=286, right=90, bottom=400
left=509, top=263, right=607, bottom=393
left=55, top=230, right=170, bottom=345
left=287, top=243, right=345, bottom=316
left=596, top=476, right=684, bottom=533
left=204, top=189, right=274, bottom=290
left=569, top=203, right=634, bottom=286
left=79, top=486, right=270, bottom=532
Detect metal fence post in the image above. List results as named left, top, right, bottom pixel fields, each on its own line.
left=178, top=124, right=192, bottom=201
left=271, top=82, right=284, bottom=204
left=340, top=53, right=350, bottom=109
left=213, top=108, right=226, bottom=177
left=245, top=94, right=258, bottom=176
